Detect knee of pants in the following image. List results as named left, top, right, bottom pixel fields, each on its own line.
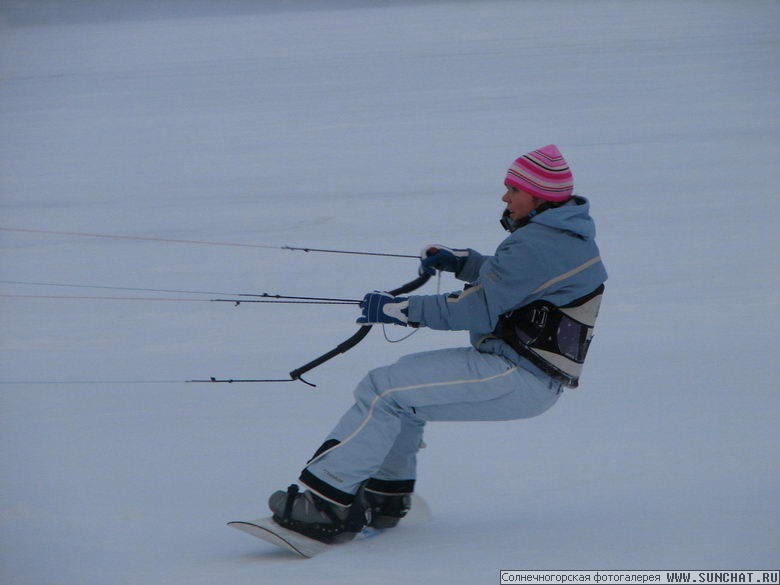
left=353, top=365, right=406, bottom=416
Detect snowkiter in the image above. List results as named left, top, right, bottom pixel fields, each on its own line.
left=267, top=145, right=608, bottom=544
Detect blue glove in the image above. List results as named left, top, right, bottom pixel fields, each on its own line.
left=356, top=292, right=410, bottom=326
left=419, top=244, right=470, bottom=276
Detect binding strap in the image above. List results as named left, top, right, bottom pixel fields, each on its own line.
left=282, top=484, right=299, bottom=521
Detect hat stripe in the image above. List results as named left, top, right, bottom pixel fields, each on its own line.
left=522, top=154, right=569, bottom=173
left=526, top=150, right=567, bottom=166
left=513, top=159, right=569, bottom=181
left=507, top=164, right=572, bottom=188
left=506, top=170, right=572, bottom=192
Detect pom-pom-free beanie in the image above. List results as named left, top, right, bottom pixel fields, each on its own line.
left=505, top=145, right=574, bottom=202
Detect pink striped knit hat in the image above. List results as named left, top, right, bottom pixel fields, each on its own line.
left=505, top=145, right=574, bottom=202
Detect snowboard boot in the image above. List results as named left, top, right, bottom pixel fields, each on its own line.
left=364, top=489, right=412, bottom=529
left=268, top=484, right=368, bottom=544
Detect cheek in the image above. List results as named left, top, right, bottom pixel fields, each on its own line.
left=512, top=197, right=532, bottom=215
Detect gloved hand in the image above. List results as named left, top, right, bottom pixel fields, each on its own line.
left=356, top=292, right=410, bottom=326
left=419, top=244, right=470, bottom=276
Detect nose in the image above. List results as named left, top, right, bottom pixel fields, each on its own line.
left=501, top=189, right=511, bottom=203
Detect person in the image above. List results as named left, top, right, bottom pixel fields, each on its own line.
left=267, top=145, right=608, bottom=544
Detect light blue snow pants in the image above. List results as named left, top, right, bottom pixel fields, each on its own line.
left=300, top=347, right=562, bottom=505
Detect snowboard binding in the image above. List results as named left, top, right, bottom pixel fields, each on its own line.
left=271, top=484, right=368, bottom=544
left=364, top=490, right=411, bottom=529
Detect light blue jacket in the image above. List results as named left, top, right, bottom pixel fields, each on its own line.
left=407, top=196, right=608, bottom=375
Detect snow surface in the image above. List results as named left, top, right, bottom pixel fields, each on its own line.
left=1, top=1, right=779, bottom=583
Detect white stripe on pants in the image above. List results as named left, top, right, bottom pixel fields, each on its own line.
left=304, top=347, right=561, bottom=496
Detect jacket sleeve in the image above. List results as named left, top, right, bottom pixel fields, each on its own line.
left=454, top=248, right=488, bottom=282
left=407, top=237, right=548, bottom=333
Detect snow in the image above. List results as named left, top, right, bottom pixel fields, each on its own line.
left=1, top=0, right=779, bottom=582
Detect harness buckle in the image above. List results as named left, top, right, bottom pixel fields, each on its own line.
left=530, top=306, right=549, bottom=329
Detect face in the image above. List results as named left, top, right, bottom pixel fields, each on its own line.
left=501, top=184, right=542, bottom=221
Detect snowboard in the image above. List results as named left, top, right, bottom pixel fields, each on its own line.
left=228, top=493, right=431, bottom=558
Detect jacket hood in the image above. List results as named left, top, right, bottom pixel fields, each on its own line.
left=529, top=196, right=596, bottom=240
